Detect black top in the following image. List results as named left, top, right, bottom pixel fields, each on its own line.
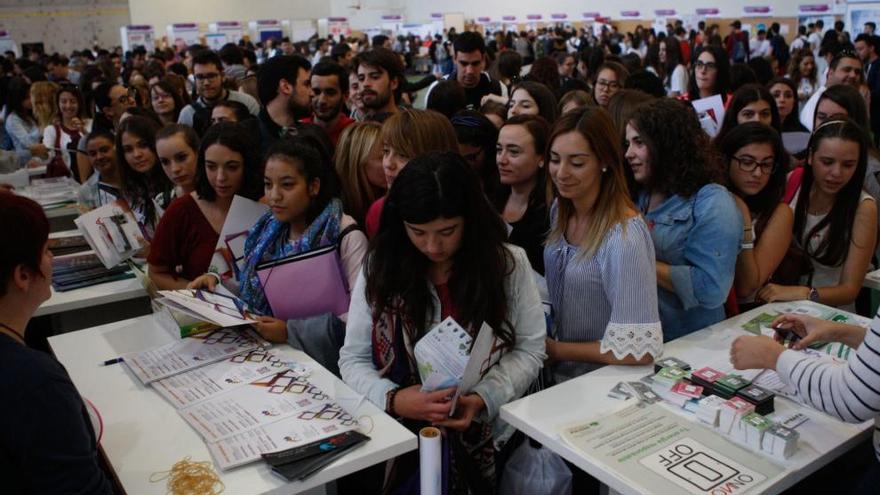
left=0, top=334, right=113, bottom=495
left=508, top=201, right=550, bottom=276
left=442, top=73, right=503, bottom=110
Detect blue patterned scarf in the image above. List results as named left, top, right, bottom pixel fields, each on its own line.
left=239, top=198, right=343, bottom=316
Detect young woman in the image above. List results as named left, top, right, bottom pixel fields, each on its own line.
left=557, top=89, right=592, bottom=116
left=719, top=123, right=793, bottom=305
left=334, top=121, right=385, bottom=226
left=592, top=61, right=628, bottom=108
left=625, top=99, right=742, bottom=339
left=4, top=77, right=48, bottom=168
left=77, top=129, right=123, bottom=209
left=757, top=118, right=876, bottom=311
left=364, top=109, right=459, bottom=237
left=339, top=152, right=545, bottom=493
left=451, top=110, right=500, bottom=196
left=43, top=85, right=92, bottom=180
left=149, top=79, right=184, bottom=126
left=767, top=77, right=808, bottom=133
left=544, top=107, right=662, bottom=382
left=507, top=81, right=558, bottom=124
left=30, top=81, right=59, bottom=132
left=646, top=37, right=688, bottom=97
left=91, top=81, right=132, bottom=133
left=715, top=84, right=781, bottom=144
left=494, top=114, right=550, bottom=274
left=155, top=124, right=198, bottom=197
left=0, top=193, right=113, bottom=494
left=149, top=123, right=263, bottom=290
left=788, top=48, right=819, bottom=105
left=116, top=115, right=172, bottom=241
left=479, top=100, right=508, bottom=129
left=686, top=45, right=732, bottom=103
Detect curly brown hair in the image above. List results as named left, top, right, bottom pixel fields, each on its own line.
left=627, top=98, right=723, bottom=198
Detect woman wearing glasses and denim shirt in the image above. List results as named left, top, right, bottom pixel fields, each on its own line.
left=719, top=123, right=793, bottom=308
left=625, top=99, right=742, bottom=340
left=592, top=62, right=628, bottom=108
left=684, top=45, right=731, bottom=104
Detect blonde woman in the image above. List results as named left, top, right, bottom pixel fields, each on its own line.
left=544, top=107, right=662, bottom=382
left=334, top=122, right=386, bottom=226
left=30, top=81, right=59, bottom=132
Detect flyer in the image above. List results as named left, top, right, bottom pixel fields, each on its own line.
left=179, top=368, right=345, bottom=442
left=156, top=289, right=258, bottom=327
left=122, top=327, right=265, bottom=385
left=151, top=349, right=303, bottom=409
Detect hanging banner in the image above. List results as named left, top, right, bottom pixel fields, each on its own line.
left=209, top=21, right=243, bottom=45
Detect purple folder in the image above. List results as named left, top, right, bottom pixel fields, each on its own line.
left=255, top=244, right=350, bottom=319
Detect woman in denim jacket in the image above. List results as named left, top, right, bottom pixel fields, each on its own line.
left=624, top=99, right=743, bottom=340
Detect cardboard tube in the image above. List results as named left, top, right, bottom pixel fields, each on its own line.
left=419, top=427, right=442, bottom=495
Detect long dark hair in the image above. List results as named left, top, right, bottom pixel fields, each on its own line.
left=264, top=137, right=337, bottom=225
left=451, top=110, right=500, bottom=199
left=766, top=77, right=805, bottom=132
left=5, top=77, right=33, bottom=123
left=116, top=116, right=171, bottom=225
left=688, top=45, right=731, bottom=102
left=715, top=83, right=781, bottom=143
left=814, top=84, right=869, bottom=130
left=794, top=118, right=870, bottom=267
left=509, top=81, right=558, bottom=123
left=56, top=84, right=88, bottom=121
left=365, top=151, right=515, bottom=346
left=149, top=79, right=184, bottom=122
left=195, top=122, right=263, bottom=201
left=718, top=122, right=788, bottom=237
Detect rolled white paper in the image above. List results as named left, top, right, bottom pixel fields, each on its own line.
left=419, top=426, right=442, bottom=495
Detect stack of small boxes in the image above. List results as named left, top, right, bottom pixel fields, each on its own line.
left=647, top=358, right=798, bottom=459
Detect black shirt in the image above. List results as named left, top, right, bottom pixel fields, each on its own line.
left=440, top=72, right=503, bottom=110
left=0, top=334, right=113, bottom=495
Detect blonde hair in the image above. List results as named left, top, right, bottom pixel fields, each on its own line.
left=30, top=81, right=59, bottom=129
left=335, top=121, right=383, bottom=225
left=546, top=107, right=635, bottom=258
left=380, top=109, right=459, bottom=161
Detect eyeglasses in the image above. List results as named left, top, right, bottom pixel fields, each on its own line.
left=733, top=155, right=776, bottom=174
left=595, top=79, right=620, bottom=90
left=194, top=72, right=220, bottom=82
left=694, top=61, right=718, bottom=71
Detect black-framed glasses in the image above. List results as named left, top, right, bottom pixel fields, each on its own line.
left=194, top=72, right=220, bottom=82
left=595, top=79, right=620, bottom=90
left=733, top=155, right=776, bottom=174
left=694, top=61, right=718, bottom=71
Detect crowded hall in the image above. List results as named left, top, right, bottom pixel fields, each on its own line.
left=7, top=2, right=880, bottom=494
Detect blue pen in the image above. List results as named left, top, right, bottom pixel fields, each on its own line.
left=102, top=357, right=124, bottom=366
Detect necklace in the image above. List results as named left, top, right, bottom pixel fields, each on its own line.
left=0, top=322, right=25, bottom=344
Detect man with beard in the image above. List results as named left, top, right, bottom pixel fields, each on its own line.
left=424, top=31, right=506, bottom=110
left=354, top=48, right=403, bottom=122
left=256, top=54, right=318, bottom=155
left=800, top=48, right=864, bottom=130
left=177, top=50, right=259, bottom=134
left=301, top=62, right=354, bottom=146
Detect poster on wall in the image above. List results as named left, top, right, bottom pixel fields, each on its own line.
left=0, top=30, right=19, bottom=57
left=209, top=21, right=243, bottom=45
left=847, top=2, right=880, bottom=36
left=327, top=17, right=351, bottom=39
left=205, top=33, right=227, bottom=51
left=249, top=20, right=288, bottom=44
left=120, top=25, right=155, bottom=52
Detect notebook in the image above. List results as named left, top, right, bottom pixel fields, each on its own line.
left=256, top=244, right=350, bottom=320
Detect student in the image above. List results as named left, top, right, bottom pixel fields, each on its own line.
left=334, top=121, right=385, bottom=226
left=646, top=37, right=688, bottom=97
left=686, top=45, right=732, bottom=103
left=210, top=100, right=251, bottom=125
left=339, top=152, right=545, bottom=493
left=353, top=48, right=403, bottom=121
left=544, top=107, right=662, bottom=382
left=557, top=90, right=592, bottom=115
left=788, top=48, right=819, bottom=106
left=178, top=50, right=259, bottom=133
left=715, top=83, right=781, bottom=143
left=0, top=192, right=113, bottom=494
left=149, top=123, right=263, bottom=290
left=92, top=81, right=133, bottom=133
left=592, top=61, right=628, bottom=108
left=507, top=81, right=558, bottom=124
left=77, top=129, right=123, bottom=209
left=625, top=99, right=742, bottom=339
left=41, top=84, right=91, bottom=180
left=364, top=109, right=459, bottom=237
left=116, top=115, right=172, bottom=241
left=256, top=54, right=315, bottom=154
left=480, top=100, right=508, bottom=128
left=424, top=31, right=507, bottom=110
left=758, top=119, right=876, bottom=311
left=302, top=62, right=354, bottom=146
left=451, top=110, right=500, bottom=196
left=718, top=123, right=793, bottom=305
left=347, top=66, right=366, bottom=122
left=30, top=81, right=59, bottom=133
left=149, top=79, right=185, bottom=126
left=4, top=77, right=47, bottom=168
left=494, top=114, right=550, bottom=274
left=155, top=124, right=199, bottom=198
left=800, top=49, right=863, bottom=131
left=767, top=77, right=809, bottom=133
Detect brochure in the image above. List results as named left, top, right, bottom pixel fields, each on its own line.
left=691, top=94, right=725, bottom=138
left=74, top=199, right=147, bottom=269
left=206, top=195, right=268, bottom=294
left=155, top=289, right=259, bottom=328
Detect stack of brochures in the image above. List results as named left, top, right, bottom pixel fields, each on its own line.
left=48, top=234, right=90, bottom=256
left=51, top=253, right=134, bottom=291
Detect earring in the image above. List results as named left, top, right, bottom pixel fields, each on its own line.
left=602, top=167, right=608, bottom=173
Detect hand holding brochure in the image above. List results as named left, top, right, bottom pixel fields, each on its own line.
left=74, top=199, right=147, bottom=268
left=156, top=289, right=258, bottom=328
left=207, top=195, right=269, bottom=293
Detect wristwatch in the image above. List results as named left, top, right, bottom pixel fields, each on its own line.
left=808, top=287, right=819, bottom=302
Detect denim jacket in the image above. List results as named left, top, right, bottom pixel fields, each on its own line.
left=639, top=183, right=742, bottom=340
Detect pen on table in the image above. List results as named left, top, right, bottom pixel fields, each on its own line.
left=102, top=357, right=124, bottom=366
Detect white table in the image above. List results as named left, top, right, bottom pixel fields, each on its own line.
left=500, top=301, right=872, bottom=495
left=49, top=315, right=417, bottom=495
left=864, top=268, right=880, bottom=291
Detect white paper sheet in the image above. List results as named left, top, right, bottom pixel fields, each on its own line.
left=206, top=195, right=269, bottom=294
left=157, top=289, right=258, bottom=327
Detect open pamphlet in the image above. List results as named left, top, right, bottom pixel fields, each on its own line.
left=414, top=317, right=503, bottom=415
left=122, top=327, right=266, bottom=384
left=691, top=94, right=726, bottom=138
left=74, top=199, right=147, bottom=269
left=207, top=195, right=269, bottom=294
left=155, top=289, right=259, bottom=328
left=21, top=176, right=78, bottom=208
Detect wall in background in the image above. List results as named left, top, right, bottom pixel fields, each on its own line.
left=0, top=0, right=129, bottom=53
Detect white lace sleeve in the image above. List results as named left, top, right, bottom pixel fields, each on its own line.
left=600, top=322, right=664, bottom=360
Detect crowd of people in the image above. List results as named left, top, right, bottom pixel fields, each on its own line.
left=3, top=16, right=880, bottom=494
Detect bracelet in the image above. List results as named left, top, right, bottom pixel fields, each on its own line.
left=206, top=272, right=222, bottom=283
left=741, top=242, right=754, bottom=250
left=386, top=387, right=401, bottom=416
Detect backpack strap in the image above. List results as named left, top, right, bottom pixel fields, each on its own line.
left=783, top=167, right=805, bottom=205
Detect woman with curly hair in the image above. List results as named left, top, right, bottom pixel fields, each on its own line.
left=788, top=48, right=819, bottom=106
left=624, top=99, right=742, bottom=339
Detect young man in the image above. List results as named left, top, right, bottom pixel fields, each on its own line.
left=866, top=22, right=877, bottom=36
left=177, top=50, right=259, bottom=133
left=856, top=34, right=880, bottom=145
left=354, top=48, right=403, bottom=121
left=750, top=30, right=771, bottom=59
left=256, top=54, right=314, bottom=155
left=800, top=49, right=865, bottom=130
left=302, top=62, right=354, bottom=146
left=424, top=31, right=506, bottom=110
left=726, top=20, right=750, bottom=63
